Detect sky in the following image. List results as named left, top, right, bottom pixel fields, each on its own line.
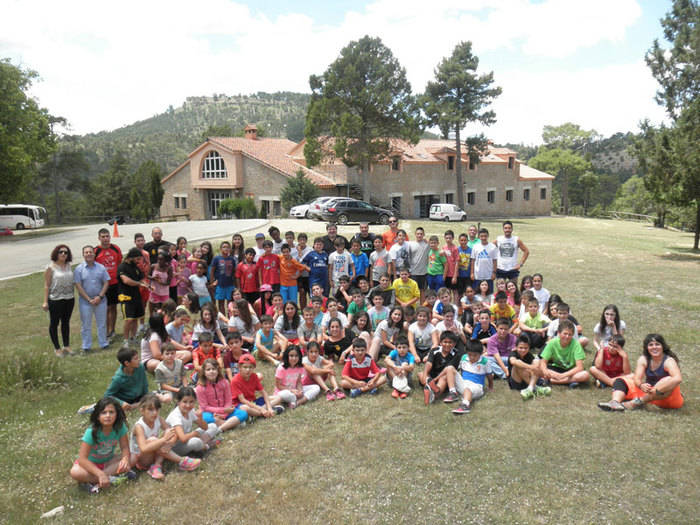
left=1, top=0, right=672, bottom=145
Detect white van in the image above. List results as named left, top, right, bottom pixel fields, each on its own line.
left=0, top=204, right=47, bottom=229
left=429, top=203, right=467, bottom=222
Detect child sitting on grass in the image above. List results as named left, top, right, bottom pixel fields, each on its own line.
left=589, top=334, right=630, bottom=388
left=231, top=354, right=284, bottom=418
left=598, top=333, right=683, bottom=412
left=105, top=347, right=172, bottom=411
left=385, top=335, right=415, bottom=399
left=254, top=314, right=287, bottom=366
left=154, top=343, right=186, bottom=397
left=508, top=335, right=551, bottom=400
left=450, top=340, right=494, bottom=415
left=166, top=387, right=220, bottom=456
left=484, top=318, right=517, bottom=379
left=420, top=332, right=460, bottom=404
left=196, top=358, right=246, bottom=432
left=221, top=331, right=248, bottom=382
left=539, top=320, right=590, bottom=388
left=274, top=345, right=321, bottom=409
left=130, top=394, right=200, bottom=480
left=302, top=341, right=345, bottom=401
left=341, top=338, right=387, bottom=398
left=70, top=397, right=133, bottom=494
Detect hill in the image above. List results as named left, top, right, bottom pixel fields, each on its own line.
left=70, top=91, right=311, bottom=177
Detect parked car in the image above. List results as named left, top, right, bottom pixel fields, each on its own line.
left=289, top=201, right=312, bottom=219
left=320, top=198, right=392, bottom=225
left=307, top=196, right=337, bottom=220
left=106, top=215, right=131, bottom=225
left=429, top=203, right=467, bottom=222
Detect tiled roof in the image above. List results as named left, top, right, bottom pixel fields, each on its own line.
left=518, top=163, right=555, bottom=180
left=178, top=137, right=337, bottom=188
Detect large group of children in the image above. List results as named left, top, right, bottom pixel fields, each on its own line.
left=70, top=221, right=684, bottom=493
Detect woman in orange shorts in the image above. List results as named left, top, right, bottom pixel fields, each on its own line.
left=598, top=333, right=683, bottom=411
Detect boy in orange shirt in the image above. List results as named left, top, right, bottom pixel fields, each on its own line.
left=279, top=243, right=310, bottom=305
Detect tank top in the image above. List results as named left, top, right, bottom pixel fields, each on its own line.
left=496, top=235, right=519, bottom=271
left=130, top=416, right=162, bottom=454
left=47, top=263, right=75, bottom=301
left=646, top=354, right=669, bottom=386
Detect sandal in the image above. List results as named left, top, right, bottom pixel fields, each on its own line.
left=148, top=464, right=165, bottom=480
left=178, top=456, right=201, bottom=471
left=54, top=348, right=65, bottom=358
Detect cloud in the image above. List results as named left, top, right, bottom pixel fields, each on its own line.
left=0, top=0, right=660, bottom=142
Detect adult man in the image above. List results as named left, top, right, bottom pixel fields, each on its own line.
left=320, top=223, right=349, bottom=254
left=381, top=216, right=409, bottom=250
left=352, top=222, right=377, bottom=258
left=117, top=248, right=150, bottom=347
left=74, top=245, right=110, bottom=352
left=467, top=224, right=479, bottom=249
left=268, top=226, right=285, bottom=254
left=143, top=227, right=171, bottom=261
left=494, top=220, right=529, bottom=280
left=407, top=227, right=430, bottom=296
left=470, top=228, right=498, bottom=294
left=133, top=233, right=151, bottom=331
left=94, top=228, right=122, bottom=339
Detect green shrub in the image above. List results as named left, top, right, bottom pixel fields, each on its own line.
left=0, top=352, right=67, bottom=391
left=219, top=198, right=258, bottom=219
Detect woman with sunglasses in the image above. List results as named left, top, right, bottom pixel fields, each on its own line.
left=43, top=244, right=76, bottom=357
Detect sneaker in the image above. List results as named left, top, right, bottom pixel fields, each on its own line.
left=77, top=403, right=95, bottom=415
left=62, top=347, right=74, bottom=356
left=423, top=385, right=435, bottom=405
left=334, top=389, right=346, bottom=400
left=184, top=363, right=194, bottom=370
left=520, top=387, right=535, bottom=401
left=535, top=385, right=552, bottom=397
left=399, top=392, right=408, bottom=399
left=178, top=456, right=201, bottom=471
left=273, top=405, right=285, bottom=415
left=350, top=388, right=362, bottom=398
left=568, top=382, right=580, bottom=389
left=121, top=339, right=130, bottom=349
left=108, top=471, right=135, bottom=487
left=326, top=390, right=336, bottom=401
left=148, top=464, right=164, bottom=480
left=427, top=379, right=439, bottom=393
left=392, top=389, right=400, bottom=399
left=622, top=398, right=644, bottom=410
left=443, top=391, right=460, bottom=403
left=106, top=331, right=115, bottom=340
left=598, top=400, right=625, bottom=412
left=289, top=401, right=297, bottom=409
left=536, top=378, right=550, bottom=387
left=452, top=403, right=471, bottom=414
left=369, top=388, right=378, bottom=395
left=81, top=483, right=100, bottom=494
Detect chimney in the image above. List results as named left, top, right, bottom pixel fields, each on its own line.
left=244, top=124, right=258, bottom=140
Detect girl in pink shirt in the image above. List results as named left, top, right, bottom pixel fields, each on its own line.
left=274, top=345, right=321, bottom=409
left=195, top=359, right=246, bottom=431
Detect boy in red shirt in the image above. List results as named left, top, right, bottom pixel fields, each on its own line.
left=589, top=334, right=630, bottom=388
left=256, top=240, right=281, bottom=292
left=230, top=354, right=283, bottom=418
left=340, top=338, right=387, bottom=397
left=442, top=229, right=460, bottom=303
left=236, top=248, right=259, bottom=305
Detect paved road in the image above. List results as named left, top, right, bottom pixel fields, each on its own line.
left=0, top=218, right=270, bottom=280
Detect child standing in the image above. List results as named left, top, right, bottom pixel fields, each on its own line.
left=174, top=254, right=192, bottom=303
left=274, top=345, right=321, bottom=408
left=130, top=394, right=200, bottom=480
left=369, top=236, right=390, bottom=287
left=426, top=235, right=447, bottom=292
left=189, top=262, right=211, bottom=306
left=279, top=244, right=310, bottom=305
left=69, top=397, right=132, bottom=493
left=303, top=238, right=330, bottom=297
left=441, top=230, right=460, bottom=302
left=166, top=386, right=220, bottom=456
left=236, top=248, right=259, bottom=305
left=196, top=358, right=246, bottom=432
left=350, top=239, right=370, bottom=284
left=256, top=240, right=281, bottom=292
left=328, top=238, right=354, bottom=295
left=210, top=241, right=237, bottom=314
left=149, top=252, right=172, bottom=316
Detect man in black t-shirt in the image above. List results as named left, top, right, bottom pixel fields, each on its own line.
left=320, top=223, right=349, bottom=254
left=143, top=227, right=171, bottom=261
left=117, top=248, right=149, bottom=347
left=352, top=222, right=377, bottom=258
left=419, top=332, right=459, bottom=404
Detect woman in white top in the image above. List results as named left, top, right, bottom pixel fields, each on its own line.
left=43, top=244, right=75, bottom=356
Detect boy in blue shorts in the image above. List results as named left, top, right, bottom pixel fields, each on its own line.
left=210, top=241, right=236, bottom=314
left=385, top=335, right=415, bottom=399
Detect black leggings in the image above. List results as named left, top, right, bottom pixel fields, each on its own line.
left=612, top=377, right=629, bottom=394
left=48, top=298, right=74, bottom=349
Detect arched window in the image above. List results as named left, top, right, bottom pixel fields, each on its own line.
left=201, top=151, right=228, bottom=179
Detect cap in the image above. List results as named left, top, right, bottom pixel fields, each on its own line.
left=239, top=354, right=256, bottom=366
left=255, top=233, right=265, bottom=239
left=259, top=284, right=273, bottom=292
left=126, top=247, right=142, bottom=259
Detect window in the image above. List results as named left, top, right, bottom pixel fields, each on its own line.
left=391, top=157, right=400, bottom=171
left=444, top=193, right=454, bottom=204
left=505, top=189, right=513, bottom=202
left=201, top=151, right=227, bottom=179
left=174, top=197, right=180, bottom=209
left=181, top=197, right=187, bottom=209
left=487, top=190, right=495, bottom=203
left=523, top=188, right=530, bottom=201
left=447, top=156, right=455, bottom=170
left=391, top=196, right=402, bottom=215
left=467, top=192, right=475, bottom=205
left=273, top=201, right=281, bottom=215
left=540, top=187, right=547, bottom=200
left=508, top=156, right=514, bottom=169
left=208, top=191, right=231, bottom=217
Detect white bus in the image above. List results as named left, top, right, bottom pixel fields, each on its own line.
left=0, top=204, right=47, bottom=230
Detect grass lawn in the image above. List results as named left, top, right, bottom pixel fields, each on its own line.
left=0, top=217, right=697, bottom=524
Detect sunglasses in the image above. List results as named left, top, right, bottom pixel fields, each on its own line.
left=389, top=220, right=397, bottom=224
left=58, top=250, right=68, bottom=255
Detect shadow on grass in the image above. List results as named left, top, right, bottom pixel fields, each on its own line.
left=657, top=247, right=700, bottom=263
